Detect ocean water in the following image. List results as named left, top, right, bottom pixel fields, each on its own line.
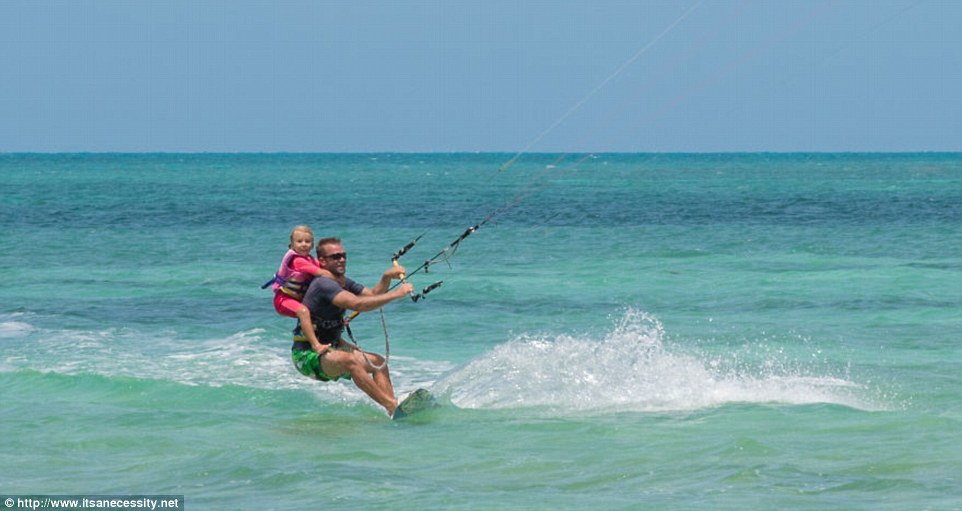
left=1, top=153, right=960, bottom=510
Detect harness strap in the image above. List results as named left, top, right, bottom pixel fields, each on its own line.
left=292, top=339, right=342, bottom=352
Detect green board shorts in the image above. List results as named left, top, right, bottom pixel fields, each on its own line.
left=292, top=346, right=353, bottom=382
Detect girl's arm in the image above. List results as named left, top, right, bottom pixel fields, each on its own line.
left=290, top=256, right=335, bottom=279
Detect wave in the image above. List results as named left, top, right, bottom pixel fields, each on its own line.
left=435, top=308, right=884, bottom=414
left=0, top=317, right=34, bottom=339
left=2, top=310, right=886, bottom=415
left=0, top=315, right=453, bottom=408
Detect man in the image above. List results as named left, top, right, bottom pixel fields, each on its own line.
left=291, top=237, right=414, bottom=416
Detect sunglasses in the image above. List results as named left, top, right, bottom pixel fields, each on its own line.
left=322, top=252, right=347, bottom=261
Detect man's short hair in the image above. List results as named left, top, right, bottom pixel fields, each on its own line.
left=316, top=237, right=342, bottom=253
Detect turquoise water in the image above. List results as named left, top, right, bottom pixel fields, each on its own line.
left=1, top=153, right=960, bottom=509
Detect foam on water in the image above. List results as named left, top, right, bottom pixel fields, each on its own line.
left=1, top=314, right=453, bottom=408
left=2, top=309, right=885, bottom=414
left=0, top=318, right=34, bottom=338
left=436, top=308, right=883, bottom=414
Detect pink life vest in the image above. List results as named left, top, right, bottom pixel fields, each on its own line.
left=266, top=249, right=317, bottom=300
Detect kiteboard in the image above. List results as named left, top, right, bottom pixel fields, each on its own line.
left=392, top=388, right=436, bottom=420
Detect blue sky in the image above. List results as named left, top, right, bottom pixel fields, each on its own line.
left=1, top=0, right=959, bottom=152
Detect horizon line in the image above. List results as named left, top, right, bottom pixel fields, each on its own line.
left=3, top=150, right=960, bottom=156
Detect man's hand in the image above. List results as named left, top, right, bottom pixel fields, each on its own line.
left=383, top=264, right=408, bottom=281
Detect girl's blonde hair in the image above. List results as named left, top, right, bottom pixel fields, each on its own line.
left=289, top=225, right=314, bottom=245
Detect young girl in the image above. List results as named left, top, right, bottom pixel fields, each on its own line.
left=264, top=225, right=332, bottom=353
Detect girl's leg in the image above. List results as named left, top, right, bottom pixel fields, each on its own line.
left=294, top=305, right=323, bottom=352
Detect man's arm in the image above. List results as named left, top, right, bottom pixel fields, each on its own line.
left=366, top=264, right=408, bottom=296
left=331, top=283, right=413, bottom=312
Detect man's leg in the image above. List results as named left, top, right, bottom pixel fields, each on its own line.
left=321, top=350, right=398, bottom=414
left=359, top=350, right=395, bottom=406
